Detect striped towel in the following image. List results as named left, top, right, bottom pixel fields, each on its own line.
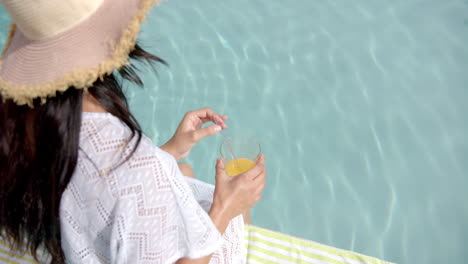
left=1, top=226, right=394, bottom=264
left=245, top=225, right=394, bottom=264
left=0, top=239, right=43, bottom=264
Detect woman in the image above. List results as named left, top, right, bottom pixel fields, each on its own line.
left=0, top=0, right=266, bottom=263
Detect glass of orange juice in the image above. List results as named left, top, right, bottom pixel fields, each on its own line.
left=220, top=135, right=261, bottom=176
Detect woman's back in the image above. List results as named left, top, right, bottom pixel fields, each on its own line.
left=2, top=112, right=246, bottom=263
left=64, top=112, right=223, bottom=262
left=0, top=1, right=262, bottom=262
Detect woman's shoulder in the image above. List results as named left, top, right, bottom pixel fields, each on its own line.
left=79, top=112, right=173, bottom=163
left=79, top=112, right=130, bottom=150
left=67, top=112, right=180, bottom=214
left=80, top=112, right=135, bottom=146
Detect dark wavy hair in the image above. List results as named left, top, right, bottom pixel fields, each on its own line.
left=0, top=44, right=165, bottom=263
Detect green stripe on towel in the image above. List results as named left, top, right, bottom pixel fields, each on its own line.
left=245, top=225, right=394, bottom=264
left=247, top=253, right=283, bottom=264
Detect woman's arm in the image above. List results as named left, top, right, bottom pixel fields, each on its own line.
left=175, top=205, right=230, bottom=264
left=176, top=156, right=266, bottom=264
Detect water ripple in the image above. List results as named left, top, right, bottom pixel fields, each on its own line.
left=368, top=33, right=387, bottom=77
left=126, top=0, right=468, bottom=262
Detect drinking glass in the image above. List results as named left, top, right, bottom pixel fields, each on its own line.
left=220, top=135, right=261, bottom=176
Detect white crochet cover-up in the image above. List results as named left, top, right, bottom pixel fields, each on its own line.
left=59, top=112, right=246, bottom=263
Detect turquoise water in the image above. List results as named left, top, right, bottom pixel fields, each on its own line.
left=1, top=0, right=467, bottom=263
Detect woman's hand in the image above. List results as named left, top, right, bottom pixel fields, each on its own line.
left=209, top=155, right=267, bottom=232
left=176, top=157, right=266, bottom=264
left=161, top=108, right=228, bottom=160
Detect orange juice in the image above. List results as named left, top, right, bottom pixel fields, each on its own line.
left=225, top=158, right=255, bottom=176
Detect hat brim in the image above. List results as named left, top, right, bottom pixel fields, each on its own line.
left=0, top=0, right=162, bottom=106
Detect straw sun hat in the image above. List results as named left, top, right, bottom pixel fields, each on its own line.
left=0, top=0, right=163, bottom=106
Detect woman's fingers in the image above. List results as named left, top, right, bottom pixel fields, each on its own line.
left=252, top=168, right=267, bottom=185
left=192, top=125, right=222, bottom=142
left=242, top=155, right=265, bottom=181
left=250, top=156, right=266, bottom=194
left=207, top=113, right=227, bottom=129
left=215, top=159, right=226, bottom=176
left=242, top=167, right=263, bottom=182
left=188, top=107, right=216, bottom=120
left=188, top=108, right=228, bottom=129
left=236, top=155, right=266, bottom=203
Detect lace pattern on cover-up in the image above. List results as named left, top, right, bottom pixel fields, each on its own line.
left=57, top=112, right=245, bottom=264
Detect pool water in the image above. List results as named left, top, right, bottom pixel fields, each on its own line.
left=1, top=0, right=467, bottom=263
